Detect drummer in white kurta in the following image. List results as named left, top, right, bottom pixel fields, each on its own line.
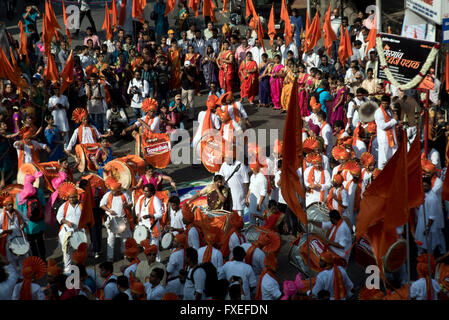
left=66, top=108, right=108, bottom=152
left=100, top=178, right=133, bottom=261
left=0, top=196, right=29, bottom=271
left=56, top=189, right=85, bottom=273
left=167, top=196, right=185, bottom=236
left=331, top=145, right=352, bottom=182
left=135, top=184, right=163, bottom=250
left=166, top=234, right=187, bottom=279
left=326, top=174, right=349, bottom=219
left=122, top=98, right=160, bottom=137
left=303, top=153, right=331, bottom=207
left=374, top=95, right=398, bottom=169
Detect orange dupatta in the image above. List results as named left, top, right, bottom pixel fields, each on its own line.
left=107, top=193, right=135, bottom=232
left=307, top=166, right=325, bottom=201
left=255, top=268, right=278, bottom=300
left=77, top=125, right=97, bottom=145
left=138, top=196, right=159, bottom=238
left=326, top=187, right=343, bottom=212
left=380, top=107, right=396, bottom=148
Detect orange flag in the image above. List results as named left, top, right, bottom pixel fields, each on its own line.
left=189, top=0, right=199, bottom=17
left=9, top=47, right=18, bottom=70
left=60, top=51, right=74, bottom=94
left=281, top=79, right=307, bottom=227
left=445, top=51, right=449, bottom=94
left=256, top=15, right=265, bottom=51
left=0, top=47, right=27, bottom=90
left=132, top=0, right=146, bottom=24
left=221, top=0, right=228, bottom=14
left=304, top=12, right=321, bottom=52
left=119, top=0, right=127, bottom=26
left=111, top=0, right=119, bottom=30
left=280, top=0, right=293, bottom=46
left=78, top=180, right=95, bottom=230
left=203, top=0, right=217, bottom=23
left=18, top=21, right=29, bottom=64
left=46, top=0, right=61, bottom=30
left=102, top=2, right=113, bottom=41
left=165, top=0, right=176, bottom=16
left=44, top=52, right=59, bottom=83
left=356, top=131, right=408, bottom=277
left=268, top=4, right=275, bottom=46
left=246, top=0, right=256, bottom=18
left=338, top=26, right=353, bottom=66
left=365, top=16, right=377, bottom=54
left=323, top=4, right=336, bottom=57
left=305, top=11, right=310, bottom=34
left=62, top=0, right=72, bottom=45
left=407, top=132, right=425, bottom=209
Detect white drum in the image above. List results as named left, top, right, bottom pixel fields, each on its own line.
left=133, top=225, right=150, bottom=244
left=69, top=231, right=88, bottom=250
left=107, top=216, right=127, bottom=234
left=161, top=232, right=174, bottom=250
left=9, top=235, right=30, bottom=256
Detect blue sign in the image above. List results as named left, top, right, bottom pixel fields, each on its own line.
left=443, top=18, right=449, bottom=44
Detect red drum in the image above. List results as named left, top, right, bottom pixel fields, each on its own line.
left=75, top=143, right=101, bottom=172
left=354, top=236, right=377, bottom=269
left=141, top=133, right=171, bottom=169
left=289, top=233, right=327, bottom=278
left=383, top=239, right=407, bottom=273
left=200, top=137, right=223, bottom=173
left=35, top=161, right=61, bottom=192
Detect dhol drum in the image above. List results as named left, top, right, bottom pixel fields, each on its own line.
left=161, top=232, right=174, bottom=250
left=383, top=239, right=407, bottom=273
left=8, top=235, right=30, bottom=256
left=17, top=163, right=40, bottom=188
left=107, top=216, right=127, bottom=234
left=103, top=160, right=133, bottom=190
left=75, top=143, right=101, bottom=172
left=35, top=161, right=62, bottom=192
left=69, top=231, right=88, bottom=250
left=141, top=132, right=171, bottom=169
left=134, top=224, right=150, bottom=244
left=244, top=225, right=281, bottom=255
left=354, top=236, right=377, bottom=269
left=288, top=233, right=328, bottom=278
left=303, top=202, right=330, bottom=238
left=200, top=137, right=223, bottom=173
left=117, top=155, right=146, bottom=187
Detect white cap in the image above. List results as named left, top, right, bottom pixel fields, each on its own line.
left=184, top=61, right=191, bottom=67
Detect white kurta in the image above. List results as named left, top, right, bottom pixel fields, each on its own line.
left=12, top=282, right=45, bottom=300
left=320, top=122, right=334, bottom=158
left=0, top=209, right=29, bottom=269
left=240, top=242, right=265, bottom=279
left=343, top=180, right=360, bottom=226
left=14, top=141, right=47, bottom=165
left=228, top=232, right=246, bottom=255
left=48, top=95, right=70, bottom=132
left=183, top=266, right=207, bottom=300
left=303, top=166, right=331, bottom=206
left=169, top=208, right=185, bottom=235
left=248, top=172, right=268, bottom=223
left=346, top=97, right=367, bottom=130
left=312, top=266, right=354, bottom=300
left=165, top=278, right=185, bottom=299
left=145, top=283, right=166, bottom=300
left=197, top=246, right=224, bottom=272
left=219, top=102, right=248, bottom=122
left=274, top=169, right=286, bottom=204
left=192, top=111, right=221, bottom=149
left=127, top=78, right=150, bottom=109
left=66, top=125, right=102, bottom=151
left=219, top=260, right=257, bottom=300
left=353, top=139, right=367, bottom=160
left=56, top=202, right=83, bottom=245
left=327, top=187, right=349, bottom=218
left=135, top=194, right=163, bottom=239
left=187, top=226, right=200, bottom=250
left=0, top=264, right=18, bottom=300
left=218, top=161, right=249, bottom=211
left=331, top=164, right=353, bottom=182
left=261, top=273, right=282, bottom=300
left=100, top=191, right=133, bottom=239
left=166, top=249, right=184, bottom=277
left=374, top=107, right=398, bottom=169
left=410, top=278, right=440, bottom=300
left=322, top=221, right=352, bottom=261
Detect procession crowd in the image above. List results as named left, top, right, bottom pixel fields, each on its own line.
left=0, top=0, right=448, bottom=301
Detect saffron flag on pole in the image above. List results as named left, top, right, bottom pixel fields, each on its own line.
left=338, top=26, right=353, bottom=66
left=44, top=51, right=59, bottom=83
left=60, top=50, right=74, bottom=94
left=203, top=0, right=217, bottom=23
left=119, top=0, right=127, bottom=26
left=189, top=0, right=199, bottom=17
left=102, top=2, right=113, bottom=41
left=281, top=79, right=307, bottom=227
left=280, top=0, right=293, bottom=46
left=111, top=0, right=119, bottom=30
left=245, top=0, right=256, bottom=18
left=18, top=21, right=29, bottom=64
left=365, top=16, right=377, bottom=54
left=323, top=4, right=336, bottom=57
left=165, top=0, right=176, bottom=16
left=62, top=0, right=72, bottom=45
left=268, top=4, right=276, bottom=46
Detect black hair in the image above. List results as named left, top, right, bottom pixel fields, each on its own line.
left=367, top=68, right=373, bottom=73
left=233, top=246, right=246, bottom=261
left=262, top=53, right=268, bottom=58
left=317, top=110, right=326, bottom=120
left=143, top=183, right=156, bottom=194
left=99, top=261, right=114, bottom=273
left=334, top=120, right=344, bottom=129
left=186, top=247, right=198, bottom=265
left=356, top=87, right=365, bottom=95
left=318, top=290, right=331, bottom=299
left=329, top=209, right=341, bottom=221
left=228, top=281, right=242, bottom=300
left=169, top=195, right=180, bottom=205
left=381, top=95, right=391, bottom=103
left=0, top=266, right=7, bottom=283
left=152, top=267, right=165, bottom=280
left=117, top=275, right=129, bottom=289
left=214, top=175, right=224, bottom=182
left=268, top=200, right=278, bottom=210
left=277, top=159, right=282, bottom=169
left=112, top=292, right=129, bottom=300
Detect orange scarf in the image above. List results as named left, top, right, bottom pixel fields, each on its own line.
left=222, top=229, right=246, bottom=259
left=380, top=107, right=396, bottom=148
left=60, top=201, right=83, bottom=232
left=319, top=121, right=328, bottom=137
left=138, top=196, right=158, bottom=238
left=143, top=115, right=155, bottom=137
left=202, top=245, right=214, bottom=263
left=77, top=125, right=97, bottom=145
left=345, top=180, right=362, bottom=212
left=18, top=141, right=40, bottom=169
left=307, top=167, right=325, bottom=201
left=96, top=273, right=114, bottom=300
left=245, top=244, right=257, bottom=266
left=327, top=187, right=343, bottom=212
left=332, top=264, right=346, bottom=300
left=368, top=135, right=376, bottom=153
left=0, top=209, right=24, bottom=256
left=107, top=192, right=135, bottom=232
left=328, top=219, right=344, bottom=242
left=255, top=268, right=278, bottom=300
left=19, top=278, right=33, bottom=300
left=352, top=123, right=361, bottom=147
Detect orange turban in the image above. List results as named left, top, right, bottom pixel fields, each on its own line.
left=416, top=254, right=436, bottom=276
left=230, top=212, right=243, bottom=229
left=306, top=152, right=322, bottom=164
left=333, top=174, right=344, bottom=185
left=366, top=122, right=377, bottom=134
left=217, top=91, right=233, bottom=106
left=310, top=96, right=321, bottom=111
left=105, top=177, right=122, bottom=191
left=250, top=162, right=261, bottom=172
left=142, top=98, right=158, bottom=113
left=72, top=242, right=88, bottom=265
left=343, top=160, right=361, bottom=176
left=206, top=95, right=219, bottom=110
left=162, top=292, right=179, bottom=300
left=303, top=137, right=320, bottom=153
left=273, top=139, right=283, bottom=155
left=360, top=152, right=375, bottom=168
left=72, top=108, right=88, bottom=124
left=174, top=233, right=187, bottom=247
left=125, top=238, right=139, bottom=258
left=22, top=256, right=47, bottom=279
left=131, top=282, right=146, bottom=295
left=141, top=239, right=158, bottom=255
left=182, top=204, right=194, bottom=222
left=254, top=232, right=271, bottom=248
left=421, top=159, right=436, bottom=174
left=264, top=254, right=278, bottom=272
left=47, top=259, right=62, bottom=277
left=332, top=145, right=350, bottom=161
left=3, top=196, right=14, bottom=205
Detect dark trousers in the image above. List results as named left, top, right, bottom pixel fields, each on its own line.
left=283, top=206, right=300, bottom=237
left=77, top=10, right=97, bottom=34
left=157, top=84, right=170, bottom=107
left=27, top=231, right=46, bottom=260
left=89, top=208, right=104, bottom=254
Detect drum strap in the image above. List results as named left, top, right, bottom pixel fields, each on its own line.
left=326, top=187, right=343, bottom=213
left=327, top=219, right=344, bottom=243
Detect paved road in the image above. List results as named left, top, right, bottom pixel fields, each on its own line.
left=4, top=1, right=368, bottom=295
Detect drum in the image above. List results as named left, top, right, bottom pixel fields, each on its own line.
left=200, top=137, right=223, bottom=173
left=75, top=143, right=101, bottom=172
left=304, top=202, right=330, bottom=238
left=161, top=232, right=174, bottom=250
left=117, top=155, right=146, bottom=180
left=69, top=231, right=88, bottom=250
left=288, top=233, right=327, bottom=278
left=244, top=225, right=281, bottom=255
left=35, top=161, right=61, bottom=192
left=8, top=235, right=30, bottom=256
left=134, top=224, right=150, bottom=243
left=107, top=216, right=127, bottom=234
left=17, top=163, right=40, bottom=188
left=103, top=160, right=133, bottom=190
left=141, top=132, right=171, bottom=169
left=1, top=184, right=23, bottom=209
left=354, top=236, right=377, bottom=269
left=383, top=239, right=407, bottom=273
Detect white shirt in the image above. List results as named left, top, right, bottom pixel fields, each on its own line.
left=320, top=122, right=333, bottom=158
left=197, top=246, right=224, bottom=272
left=249, top=172, right=268, bottom=214
left=0, top=209, right=27, bottom=239
left=261, top=273, right=282, bottom=300
left=302, top=51, right=320, bottom=73
left=100, top=191, right=132, bottom=219
left=14, top=140, right=47, bottom=165
left=135, top=194, right=163, bottom=232
left=187, top=226, right=200, bottom=250
left=331, top=164, right=353, bottom=182
left=250, top=46, right=265, bottom=67
left=48, top=95, right=70, bottom=132
left=166, top=249, right=184, bottom=277
left=347, top=97, right=367, bottom=130
left=103, top=274, right=119, bottom=300
left=273, top=169, right=286, bottom=204
left=135, top=115, right=161, bottom=134
left=184, top=266, right=207, bottom=300
left=353, top=139, right=367, bottom=159
left=322, top=221, right=352, bottom=261
left=78, top=53, right=94, bottom=70
left=343, top=179, right=360, bottom=224
left=165, top=277, right=185, bottom=299
left=374, top=107, right=398, bottom=146
left=124, top=263, right=138, bottom=281
left=218, top=161, right=249, bottom=211
left=312, top=266, right=353, bottom=300
left=410, top=278, right=440, bottom=300
left=240, top=242, right=265, bottom=279
left=56, top=201, right=83, bottom=243
left=220, top=260, right=257, bottom=300
left=281, top=43, right=299, bottom=65
left=305, top=112, right=320, bottom=127
left=192, top=111, right=221, bottom=148
left=66, top=125, right=102, bottom=151
left=220, top=102, right=248, bottom=121
left=0, top=264, right=18, bottom=300
left=145, top=283, right=166, bottom=300
left=127, top=78, right=150, bottom=109
left=169, top=209, right=185, bottom=234
left=12, top=282, right=45, bottom=300
left=228, top=232, right=246, bottom=256
left=303, top=166, right=331, bottom=206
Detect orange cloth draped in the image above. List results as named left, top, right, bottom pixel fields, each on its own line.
left=332, top=265, right=346, bottom=300
left=169, top=49, right=182, bottom=90
left=60, top=51, right=74, bottom=94
left=44, top=52, right=59, bottom=83
left=102, top=2, right=113, bottom=41
left=111, top=0, right=119, bottom=30
left=138, top=196, right=160, bottom=238
left=280, top=0, right=293, bottom=46
left=245, top=0, right=256, bottom=18
left=338, top=26, right=353, bottom=66
left=268, top=4, right=276, bottom=46
left=407, top=131, right=425, bottom=208
left=217, top=50, right=234, bottom=92
left=189, top=0, right=199, bottom=17
left=323, top=4, right=336, bottom=56
left=255, top=269, right=278, bottom=300
left=239, top=60, right=259, bottom=102
left=304, top=12, right=321, bottom=52
left=327, top=187, right=343, bottom=212
left=203, top=0, right=217, bottom=22
left=202, top=245, right=213, bottom=263
left=18, top=21, right=29, bottom=64
left=245, top=244, right=257, bottom=266
left=380, top=107, right=396, bottom=148
left=307, top=167, right=325, bottom=201
left=132, top=0, right=146, bottom=23
left=365, top=18, right=377, bottom=54
left=78, top=180, right=95, bottom=230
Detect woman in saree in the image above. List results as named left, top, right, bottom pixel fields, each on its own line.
left=168, top=41, right=182, bottom=91
left=176, top=2, right=189, bottom=33
left=329, top=77, right=348, bottom=127
left=269, top=54, right=285, bottom=110
left=185, top=45, right=201, bottom=95
left=217, top=41, right=235, bottom=93
left=0, top=121, right=18, bottom=187
left=297, top=63, right=312, bottom=118
left=239, top=51, right=259, bottom=105
left=280, top=58, right=296, bottom=112
left=258, top=53, right=271, bottom=108
left=201, top=45, right=219, bottom=90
